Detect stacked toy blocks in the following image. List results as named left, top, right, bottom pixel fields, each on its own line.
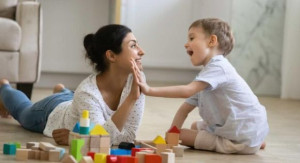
left=68, top=110, right=111, bottom=162
left=2, top=141, right=65, bottom=161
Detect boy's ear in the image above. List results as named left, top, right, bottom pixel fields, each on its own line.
left=105, top=50, right=117, bottom=62
left=209, top=35, right=218, bottom=47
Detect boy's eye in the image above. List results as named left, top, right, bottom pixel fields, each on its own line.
left=189, top=37, right=194, bottom=41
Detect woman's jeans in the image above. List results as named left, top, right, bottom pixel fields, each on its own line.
left=0, top=84, right=73, bottom=133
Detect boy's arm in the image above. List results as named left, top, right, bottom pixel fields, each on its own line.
left=171, top=102, right=196, bottom=129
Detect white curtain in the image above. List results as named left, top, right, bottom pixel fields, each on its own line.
left=281, top=0, right=300, bottom=99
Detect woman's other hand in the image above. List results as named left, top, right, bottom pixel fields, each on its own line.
left=52, top=128, right=70, bottom=145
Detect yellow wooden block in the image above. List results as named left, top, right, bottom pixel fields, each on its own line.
left=90, top=124, right=109, bottom=136
left=153, top=135, right=166, bottom=144
left=82, top=110, right=89, bottom=119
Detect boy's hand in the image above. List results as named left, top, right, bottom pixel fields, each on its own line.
left=52, top=128, right=70, bottom=145
left=131, top=59, right=151, bottom=95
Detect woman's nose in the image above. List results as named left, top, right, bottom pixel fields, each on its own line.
left=138, top=46, right=145, bottom=56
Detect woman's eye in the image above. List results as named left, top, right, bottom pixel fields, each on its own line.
left=131, top=44, right=137, bottom=48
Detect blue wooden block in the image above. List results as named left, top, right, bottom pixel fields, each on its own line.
left=3, top=143, right=16, bottom=155
left=72, top=122, right=80, bottom=133
left=110, top=149, right=131, bottom=155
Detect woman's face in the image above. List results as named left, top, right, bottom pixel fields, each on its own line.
left=116, top=32, right=145, bottom=72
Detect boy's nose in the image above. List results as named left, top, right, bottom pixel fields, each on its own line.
left=184, top=43, right=189, bottom=49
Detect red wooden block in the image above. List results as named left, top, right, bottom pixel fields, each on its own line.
left=145, top=154, right=162, bottom=163
left=126, top=156, right=138, bottom=163
left=107, top=155, right=118, bottom=163
left=167, top=126, right=180, bottom=133
left=87, top=152, right=95, bottom=160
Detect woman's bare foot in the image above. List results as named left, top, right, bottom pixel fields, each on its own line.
left=260, top=142, right=266, bottom=149
left=53, top=84, right=65, bottom=94
left=0, top=79, right=11, bottom=118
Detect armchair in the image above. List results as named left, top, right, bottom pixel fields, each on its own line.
left=0, top=0, right=42, bottom=99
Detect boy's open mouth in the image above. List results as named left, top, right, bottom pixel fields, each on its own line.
left=187, top=50, right=193, bottom=56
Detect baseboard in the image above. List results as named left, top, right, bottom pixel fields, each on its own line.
left=35, top=68, right=200, bottom=89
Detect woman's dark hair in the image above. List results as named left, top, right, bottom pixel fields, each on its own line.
left=84, top=24, right=132, bottom=72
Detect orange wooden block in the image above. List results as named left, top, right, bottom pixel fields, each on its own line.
left=144, top=154, right=162, bottom=163
left=165, top=133, right=179, bottom=145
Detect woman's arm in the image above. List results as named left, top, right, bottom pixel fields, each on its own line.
left=171, top=102, right=196, bottom=129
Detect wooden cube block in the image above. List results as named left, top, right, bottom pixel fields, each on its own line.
left=89, top=147, right=100, bottom=153
left=100, top=135, right=110, bottom=148
left=34, top=150, right=41, bottom=160
left=28, top=149, right=35, bottom=159
left=144, top=154, right=162, bottom=163
left=172, top=146, right=184, bottom=157
left=40, top=150, right=49, bottom=160
left=99, top=147, right=110, bottom=154
left=94, top=153, right=107, bottom=163
left=90, top=135, right=101, bottom=148
left=155, top=144, right=168, bottom=154
left=136, top=152, right=146, bottom=163
left=49, top=149, right=61, bottom=162
left=165, top=133, right=179, bottom=145
left=16, top=149, right=30, bottom=161
left=39, top=142, right=56, bottom=151
left=161, top=152, right=175, bottom=163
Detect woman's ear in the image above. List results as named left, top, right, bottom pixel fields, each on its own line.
left=209, top=35, right=218, bottom=47
left=105, top=50, right=117, bottom=63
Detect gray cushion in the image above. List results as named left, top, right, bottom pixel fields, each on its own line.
left=0, top=17, right=21, bottom=51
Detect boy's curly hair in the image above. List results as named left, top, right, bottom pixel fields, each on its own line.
left=190, top=18, right=234, bottom=56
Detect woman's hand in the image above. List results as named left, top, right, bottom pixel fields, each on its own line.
left=129, top=59, right=141, bottom=100
left=131, top=59, right=151, bottom=95
left=52, top=128, right=70, bottom=145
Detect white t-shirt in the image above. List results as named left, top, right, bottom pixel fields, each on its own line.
left=186, top=55, right=269, bottom=147
left=43, top=73, right=145, bottom=145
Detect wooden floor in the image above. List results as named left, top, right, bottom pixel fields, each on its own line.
left=0, top=87, right=300, bottom=163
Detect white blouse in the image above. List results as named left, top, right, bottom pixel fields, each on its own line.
left=43, top=73, right=145, bottom=145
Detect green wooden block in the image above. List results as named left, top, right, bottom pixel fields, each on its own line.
left=71, top=139, right=84, bottom=161
left=3, top=143, right=16, bottom=155
left=14, top=142, right=21, bottom=149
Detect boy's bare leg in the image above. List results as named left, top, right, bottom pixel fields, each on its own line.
left=179, top=128, right=198, bottom=147
left=52, top=84, right=65, bottom=94
left=0, top=79, right=12, bottom=118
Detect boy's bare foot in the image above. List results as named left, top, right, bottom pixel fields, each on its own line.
left=53, top=84, right=65, bottom=94
left=260, top=142, right=266, bottom=149
left=0, top=79, right=12, bottom=118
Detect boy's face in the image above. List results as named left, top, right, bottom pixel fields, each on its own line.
left=185, top=27, right=214, bottom=66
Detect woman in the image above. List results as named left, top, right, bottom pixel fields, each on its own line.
left=0, top=24, right=145, bottom=145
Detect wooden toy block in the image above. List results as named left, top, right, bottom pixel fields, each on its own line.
left=100, top=135, right=111, bottom=147
left=131, top=148, right=154, bottom=156
left=69, top=132, right=80, bottom=146
left=80, top=126, right=90, bottom=135
left=172, top=146, right=184, bottom=157
left=153, top=135, right=166, bottom=144
left=87, top=152, right=95, bottom=160
left=39, top=142, right=56, bottom=151
left=165, top=133, right=179, bottom=145
left=167, top=144, right=176, bottom=149
left=26, top=142, right=39, bottom=149
left=140, top=141, right=157, bottom=150
left=81, top=146, right=89, bottom=156
left=126, top=156, right=138, bottom=163
left=40, top=150, right=49, bottom=160
left=28, top=149, right=35, bottom=159
left=80, top=134, right=91, bottom=148
left=163, top=149, right=173, bottom=153
left=117, top=156, right=130, bottom=163
left=144, top=154, right=162, bottom=163
left=106, top=155, right=118, bottom=163
left=99, top=147, right=110, bottom=154
left=62, top=155, right=77, bottom=163
left=72, top=122, right=80, bottom=133
left=49, top=149, right=61, bottom=162
left=80, top=117, right=90, bottom=127
left=167, top=126, right=180, bottom=133
left=119, top=142, right=135, bottom=150
left=14, top=142, right=21, bottom=149
left=94, top=153, right=107, bottom=163
left=90, top=124, right=109, bottom=135
left=34, top=150, right=41, bottom=160
left=110, top=149, right=130, bottom=155
left=82, top=110, right=89, bottom=118
left=15, top=148, right=30, bottom=161
left=161, top=152, right=175, bottom=163
left=80, top=156, right=94, bottom=163
left=3, top=143, right=16, bottom=155
left=155, top=144, right=168, bottom=154
left=136, top=152, right=147, bottom=163
left=56, top=147, right=66, bottom=159
left=71, top=139, right=85, bottom=161
left=90, top=135, right=101, bottom=148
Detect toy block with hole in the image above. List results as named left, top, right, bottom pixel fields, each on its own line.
left=153, top=135, right=166, bottom=144
left=144, top=154, right=162, bottom=163
left=106, top=155, right=118, bottom=163
left=94, top=153, right=107, bottom=163
left=3, top=143, right=16, bottom=155
left=71, top=139, right=85, bottom=161
left=39, top=142, right=56, bottom=151
left=15, top=148, right=30, bottom=161
left=161, top=152, right=175, bottom=163
left=62, top=155, right=77, bottom=163
left=49, top=149, right=61, bottom=162
left=80, top=156, right=94, bottom=163
left=172, top=146, right=184, bottom=157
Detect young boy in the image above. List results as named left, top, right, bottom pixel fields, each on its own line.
left=131, top=18, right=269, bottom=154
